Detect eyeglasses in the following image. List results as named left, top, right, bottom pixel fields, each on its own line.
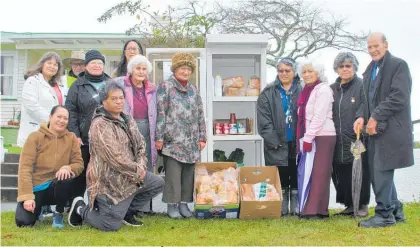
left=278, top=69, right=292, bottom=74
left=125, top=47, right=139, bottom=52
left=71, top=63, right=84, bottom=67
left=110, top=96, right=125, bottom=103
left=89, top=61, right=104, bottom=66
left=339, top=64, right=352, bottom=69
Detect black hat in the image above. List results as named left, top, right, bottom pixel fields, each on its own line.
left=84, top=50, right=105, bottom=65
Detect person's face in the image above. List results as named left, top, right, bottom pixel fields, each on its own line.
left=42, top=58, right=59, bottom=79
left=70, top=60, right=85, bottom=76
left=49, top=107, right=69, bottom=133
left=125, top=41, right=140, bottom=61
left=131, top=64, right=148, bottom=82
left=277, top=63, right=294, bottom=84
left=85, top=59, right=104, bottom=76
left=367, top=35, right=388, bottom=62
left=301, top=64, right=319, bottom=84
left=337, top=61, right=355, bottom=82
left=174, top=66, right=192, bottom=81
left=103, top=89, right=125, bottom=115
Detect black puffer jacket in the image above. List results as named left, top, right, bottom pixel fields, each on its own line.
left=65, top=72, right=111, bottom=145
left=330, top=76, right=366, bottom=165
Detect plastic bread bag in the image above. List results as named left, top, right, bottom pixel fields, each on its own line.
left=252, top=182, right=281, bottom=201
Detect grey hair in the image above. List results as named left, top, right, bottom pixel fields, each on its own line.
left=99, top=80, right=126, bottom=102
left=368, top=32, right=387, bottom=42
left=333, top=52, right=359, bottom=73
left=297, top=58, right=328, bottom=84
left=276, top=57, right=298, bottom=76
left=24, top=51, right=63, bottom=84
left=127, top=54, right=152, bottom=75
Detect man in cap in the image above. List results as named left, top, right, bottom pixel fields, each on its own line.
left=63, top=51, right=86, bottom=88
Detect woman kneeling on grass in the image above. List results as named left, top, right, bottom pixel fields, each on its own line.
left=15, top=105, right=84, bottom=228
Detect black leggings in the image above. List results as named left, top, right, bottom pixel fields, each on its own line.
left=73, top=145, right=90, bottom=198
left=15, top=178, right=80, bottom=227
left=278, top=142, right=298, bottom=190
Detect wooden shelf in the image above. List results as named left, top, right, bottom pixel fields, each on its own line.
left=213, top=96, right=258, bottom=102
left=212, top=135, right=262, bottom=141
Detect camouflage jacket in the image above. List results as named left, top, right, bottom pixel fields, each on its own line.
left=87, top=106, right=147, bottom=208
left=156, top=75, right=206, bottom=163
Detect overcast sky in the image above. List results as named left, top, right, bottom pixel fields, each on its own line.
left=1, top=0, right=419, bottom=137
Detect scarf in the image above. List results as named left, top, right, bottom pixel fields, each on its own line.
left=175, top=75, right=188, bottom=87
left=85, top=71, right=106, bottom=83
left=275, top=76, right=298, bottom=142
left=296, top=80, right=320, bottom=143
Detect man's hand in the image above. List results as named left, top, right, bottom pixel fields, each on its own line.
left=77, top=138, right=83, bottom=146
left=366, top=117, right=378, bottom=135
left=56, top=167, right=75, bottom=181
left=155, top=141, right=163, bottom=150
left=23, top=200, right=35, bottom=213
left=139, top=169, right=146, bottom=180
left=354, top=117, right=364, bottom=134
left=199, top=141, right=206, bottom=151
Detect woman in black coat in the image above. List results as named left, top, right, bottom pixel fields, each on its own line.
left=330, top=52, right=370, bottom=217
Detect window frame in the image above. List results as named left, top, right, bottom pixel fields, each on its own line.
left=0, top=51, right=18, bottom=100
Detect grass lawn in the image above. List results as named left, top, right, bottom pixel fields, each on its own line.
left=1, top=203, right=420, bottom=246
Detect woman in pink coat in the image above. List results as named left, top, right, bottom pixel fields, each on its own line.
left=296, top=59, right=336, bottom=219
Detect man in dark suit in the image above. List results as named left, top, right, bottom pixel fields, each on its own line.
left=354, top=32, right=414, bottom=228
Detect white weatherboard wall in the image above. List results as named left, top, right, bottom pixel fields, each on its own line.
left=1, top=50, right=27, bottom=125
left=205, top=34, right=269, bottom=166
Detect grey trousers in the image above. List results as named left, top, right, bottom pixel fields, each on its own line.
left=136, top=119, right=153, bottom=212
left=162, top=155, right=195, bottom=203
left=368, top=138, right=401, bottom=217
left=80, top=172, right=164, bottom=232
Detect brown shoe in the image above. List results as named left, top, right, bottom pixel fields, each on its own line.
left=357, top=205, right=369, bottom=217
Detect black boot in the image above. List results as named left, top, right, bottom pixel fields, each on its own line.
left=393, top=203, right=406, bottom=223
left=358, top=214, right=396, bottom=228
left=281, top=188, right=290, bottom=216
left=290, top=189, right=299, bottom=216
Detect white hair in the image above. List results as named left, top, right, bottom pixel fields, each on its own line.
left=127, top=54, right=153, bottom=75
left=297, top=58, right=328, bottom=84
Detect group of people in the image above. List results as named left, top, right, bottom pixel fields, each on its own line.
left=15, top=39, right=206, bottom=231
left=257, top=32, right=414, bottom=228
left=14, top=31, right=412, bottom=231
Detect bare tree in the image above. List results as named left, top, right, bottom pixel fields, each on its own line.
left=218, top=0, right=368, bottom=67
left=98, top=0, right=226, bottom=48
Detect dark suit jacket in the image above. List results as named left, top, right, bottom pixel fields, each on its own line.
left=357, top=51, right=414, bottom=171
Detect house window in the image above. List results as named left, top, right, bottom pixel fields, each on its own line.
left=105, top=56, right=121, bottom=76
left=0, top=52, right=18, bottom=99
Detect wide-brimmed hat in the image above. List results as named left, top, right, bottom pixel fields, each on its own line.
left=171, top=52, right=196, bottom=73
left=63, top=51, right=86, bottom=68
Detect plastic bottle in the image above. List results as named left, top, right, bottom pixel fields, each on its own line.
left=214, top=74, right=223, bottom=97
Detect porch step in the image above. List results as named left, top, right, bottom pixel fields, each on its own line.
left=1, top=162, right=19, bottom=175
left=4, top=153, right=20, bottom=163
left=1, top=187, right=17, bottom=202
left=1, top=174, right=17, bottom=188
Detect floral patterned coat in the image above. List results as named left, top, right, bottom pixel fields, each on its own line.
left=156, top=75, right=206, bottom=163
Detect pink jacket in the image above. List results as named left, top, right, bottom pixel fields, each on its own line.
left=303, top=83, right=336, bottom=143
left=114, top=75, right=157, bottom=168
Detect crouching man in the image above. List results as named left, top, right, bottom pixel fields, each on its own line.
left=68, top=80, right=164, bottom=231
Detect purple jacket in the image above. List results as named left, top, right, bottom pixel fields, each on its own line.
left=115, top=75, right=158, bottom=168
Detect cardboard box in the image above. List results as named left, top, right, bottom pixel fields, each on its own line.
left=194, top=162, right=240, bottom=219
left=239, top=166, right=283, bottom=219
